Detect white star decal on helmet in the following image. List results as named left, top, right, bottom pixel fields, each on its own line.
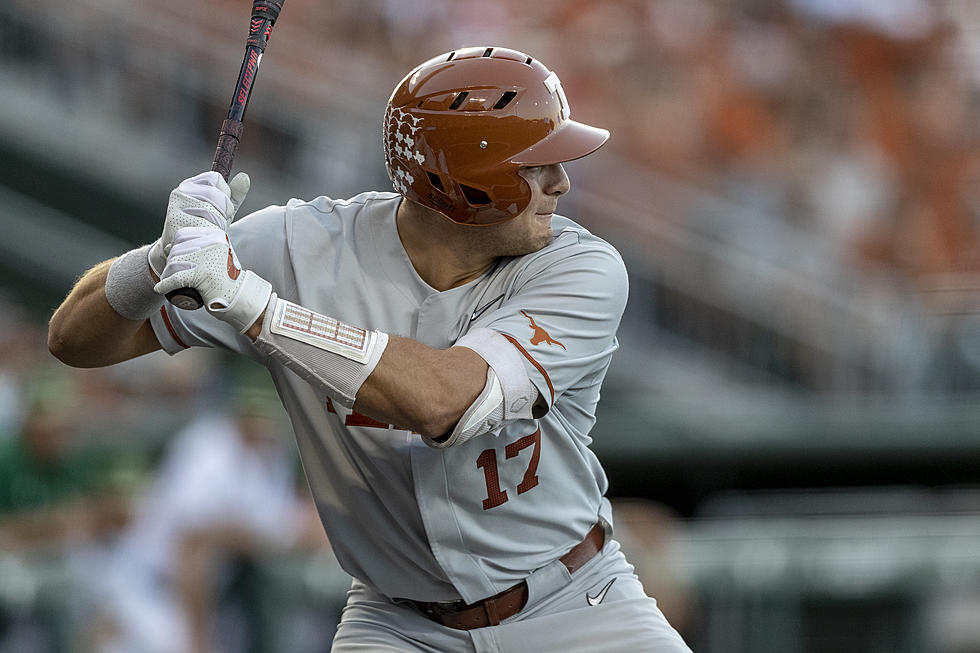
left=385, top=107, right=424, bottom=168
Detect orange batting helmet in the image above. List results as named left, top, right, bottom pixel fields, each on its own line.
left=383, top=46, right=609, bottom=226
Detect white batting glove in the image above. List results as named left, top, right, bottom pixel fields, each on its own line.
left=148, top=171, right=251, bottom=276
left=153, top=226, right=271, bottom=334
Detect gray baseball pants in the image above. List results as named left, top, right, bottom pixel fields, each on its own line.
left=330, top=539, right=692, bottom=653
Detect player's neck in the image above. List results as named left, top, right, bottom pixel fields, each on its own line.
left=396, top=199, right=496, bottom=291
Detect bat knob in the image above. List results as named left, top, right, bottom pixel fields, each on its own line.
left=166, top=288, right=204, bottom=311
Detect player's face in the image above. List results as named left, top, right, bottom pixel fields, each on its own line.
left=478, top=164, right=571, bottom=257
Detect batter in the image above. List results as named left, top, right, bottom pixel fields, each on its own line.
left=50, top=46, right=691, bottom=652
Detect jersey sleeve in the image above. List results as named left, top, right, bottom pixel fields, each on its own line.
left=479, top=233, right=628, bottom=413
left=149, top=203, right=297, bottom=362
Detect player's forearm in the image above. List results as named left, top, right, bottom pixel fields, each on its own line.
left=246, top=296, right=486, bottom=439
left=354, top=335, right=488, bottom=438
left=48, top=258, right=162, bottom=367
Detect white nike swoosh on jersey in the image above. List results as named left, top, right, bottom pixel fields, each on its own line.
left=586, top=578, right=617, bottom=606
left=470, top=294, right=505, bottom=321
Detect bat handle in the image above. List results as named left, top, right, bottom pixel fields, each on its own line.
left=165, top=119, right=245, bottom=309
left=165, top=3, right=281, bottom=311
left=211, top=119, right=244, bottom=181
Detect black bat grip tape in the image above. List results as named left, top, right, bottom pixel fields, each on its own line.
left=211, top=119, right=243, bottom=181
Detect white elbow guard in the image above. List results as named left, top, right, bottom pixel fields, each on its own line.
left=423, top=367, right=504, bottom=449
left=422, top=328, right=536, bottom=449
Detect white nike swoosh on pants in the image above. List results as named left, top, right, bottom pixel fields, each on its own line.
left=586, top=578, right=616, bottom=606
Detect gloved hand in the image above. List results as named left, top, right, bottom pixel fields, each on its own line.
left=153, top=226, right=271, bottom=334
left=147, top=171, right=250, bottom=276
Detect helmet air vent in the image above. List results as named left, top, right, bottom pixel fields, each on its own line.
left=446, top=51, right=456, bottom=61
left=483, top=48, right=494, bottom=57
left=449, top=91, right=469, bottom=110
left=460, top=184, right=491, bottom=206
left=425, top=171, right=446, bottom=193
left=493, top=91, right=517, bottom=110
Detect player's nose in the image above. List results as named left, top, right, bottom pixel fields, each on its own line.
left=543, top=163, right=570, bottom=197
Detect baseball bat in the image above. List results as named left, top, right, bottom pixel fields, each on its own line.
left=166, top=0, right=284, bottom=311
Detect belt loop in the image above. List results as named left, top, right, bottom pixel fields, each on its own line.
left=598, top=499, right=615, bottom=537
left=484, top=598, right=501, bottom=626
left=524, top=556, right=573, bottom=608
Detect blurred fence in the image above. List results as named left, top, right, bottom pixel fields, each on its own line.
left=672, top=488, right=980, bottom=652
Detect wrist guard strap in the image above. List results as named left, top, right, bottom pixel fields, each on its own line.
left=254, top=295, right=388, bottom=408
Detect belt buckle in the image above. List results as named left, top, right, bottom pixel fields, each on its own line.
left=426, top=598, right=468, bottom=618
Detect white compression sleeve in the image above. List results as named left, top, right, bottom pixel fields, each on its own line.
left=253, top=294, right=388, bottom=408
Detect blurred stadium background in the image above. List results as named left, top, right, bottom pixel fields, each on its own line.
left=1, top=0, right=979, bottom=651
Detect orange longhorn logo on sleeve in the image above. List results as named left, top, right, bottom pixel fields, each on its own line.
left=521, top=311, right=566, bottom=350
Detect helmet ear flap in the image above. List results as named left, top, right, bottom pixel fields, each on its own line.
left=425, top=171, right=491, bottom=209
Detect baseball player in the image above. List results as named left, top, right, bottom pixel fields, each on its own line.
left=49, top=47, right=692, bottom=652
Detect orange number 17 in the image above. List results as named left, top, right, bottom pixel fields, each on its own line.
left=476, top=428, right=541, bottom=510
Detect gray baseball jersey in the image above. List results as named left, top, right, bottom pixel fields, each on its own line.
left=149, top=191, right=626, bottom=606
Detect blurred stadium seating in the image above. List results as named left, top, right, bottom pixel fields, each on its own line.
left=1, top=0, right=979, bottom=651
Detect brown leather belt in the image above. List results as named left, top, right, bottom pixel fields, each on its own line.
left=403, top=522, right=605, bottom=631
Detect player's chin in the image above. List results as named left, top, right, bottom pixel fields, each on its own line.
left=537, top=221, right=555, bottom=244
left=489, top=219, right=552, bottom=256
